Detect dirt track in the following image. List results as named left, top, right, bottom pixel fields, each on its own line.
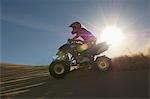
left=0, top=65, right=149, bottom=98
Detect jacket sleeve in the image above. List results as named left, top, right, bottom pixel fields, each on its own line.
left=72, top=33, right=80, bottom=40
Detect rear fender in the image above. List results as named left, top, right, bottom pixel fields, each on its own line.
left=96, top=55, right=111, bottom=61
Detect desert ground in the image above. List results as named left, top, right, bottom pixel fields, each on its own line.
left=0, top=60, right=149, bottom=99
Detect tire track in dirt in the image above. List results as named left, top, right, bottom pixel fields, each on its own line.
left=0, top=64, right=49, bottom=98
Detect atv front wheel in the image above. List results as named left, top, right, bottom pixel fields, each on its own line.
left=49, top=60, right=70, bottom=78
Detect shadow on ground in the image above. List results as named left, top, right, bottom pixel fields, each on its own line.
left=12, top=69, right=149, bottom=98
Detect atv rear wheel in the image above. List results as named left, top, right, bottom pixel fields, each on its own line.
left=49, top=60, right=70, bottom=78
left=95, top=56, right=111, bottom=71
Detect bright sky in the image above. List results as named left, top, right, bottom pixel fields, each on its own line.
left=1, top=0, right=150, bottom=65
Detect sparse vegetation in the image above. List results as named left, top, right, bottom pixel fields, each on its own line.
left=112, top=53, right=150, bottom=71
left=30, top=65, right=49, bottom=70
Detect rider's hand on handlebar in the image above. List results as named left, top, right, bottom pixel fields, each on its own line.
left=68, top=38, right=74, bottom=43
left=68, top=38, right=73, bottom=42
left=68, top=38, right=83, bottom=44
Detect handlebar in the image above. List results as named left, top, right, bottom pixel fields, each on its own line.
left=68, top=39, right=83, bottom=44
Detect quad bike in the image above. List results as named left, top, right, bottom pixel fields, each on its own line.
left=49, top=39, right=112, bottom=78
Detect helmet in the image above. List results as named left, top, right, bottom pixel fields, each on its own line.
left=69, top=21, right=81, bottom=28
left=69, top=22, right=81, bottom=34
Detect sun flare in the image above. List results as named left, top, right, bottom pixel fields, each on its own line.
left=100, top=26, right=124, bottom=46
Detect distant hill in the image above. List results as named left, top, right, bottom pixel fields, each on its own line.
left=0, top=62, right=32, bottom=68
left=0, top=62, right=48, bottom=84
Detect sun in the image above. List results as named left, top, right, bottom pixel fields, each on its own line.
left=100, top=26, right=124, bottom=46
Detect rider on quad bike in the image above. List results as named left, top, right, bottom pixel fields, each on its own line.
left=69, top=22, right=97, bottom=69
left=69, top=22, right=96, bottom=49
left=49, top=22, right=111, bottom=78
